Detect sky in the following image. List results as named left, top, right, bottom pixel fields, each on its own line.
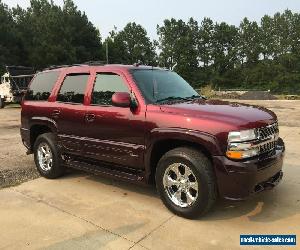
left=3, top=0, right=300, bottom=40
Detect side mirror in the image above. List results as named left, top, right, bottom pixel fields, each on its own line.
left=112, top=92, right=131, bottom=107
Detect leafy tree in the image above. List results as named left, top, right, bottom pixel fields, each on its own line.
left=11, top=0, right=103, bottom=69
left=157, top=18, right=199, bottom=82
left=105, top=22, right=156, bottom=65
left=198, top=18, right=214, bottom=68
left=291, top=12, right=300, bottom=57
left=0, top=0, right=21, bottom=74
left=210, top=21, right=239, bottom=88
left=62, top=0, right=104, bottom=63
left=261, top=14, right=276, bottom=60
left=238, top=18, right=262, bottom=65
left=1, top=1, right=300, bottom=94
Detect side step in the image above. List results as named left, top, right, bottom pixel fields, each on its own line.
left=64, top=156, right=146, bottom=184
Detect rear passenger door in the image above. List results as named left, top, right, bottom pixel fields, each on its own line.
left=54, top=73, right=91, bottom=155
left=83, top=71, right=145, bottom=169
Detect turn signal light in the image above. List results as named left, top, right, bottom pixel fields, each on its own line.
left=226, top=151, right=243, bottom=159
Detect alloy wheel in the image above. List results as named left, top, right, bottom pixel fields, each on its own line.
left=163, top=163, right=199, bottom=208
left=37, top=142, right=53, bottom=171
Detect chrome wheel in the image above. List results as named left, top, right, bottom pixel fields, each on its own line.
left=37, top=142, right=53, bottom=171
left=163, top=163, right=198, bottom=208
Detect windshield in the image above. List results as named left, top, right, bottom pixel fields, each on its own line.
left=131, top=69, right=200, bottom=104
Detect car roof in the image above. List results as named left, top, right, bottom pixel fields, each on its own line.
left=41, top=64, right=165, bottom=74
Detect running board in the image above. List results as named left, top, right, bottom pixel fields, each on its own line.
left=65, top=157, right=146, bottom=184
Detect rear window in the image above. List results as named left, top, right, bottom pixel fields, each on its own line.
left=25, top=71, right=60, bottom=101
left=57, top=74, right=89, bottom=104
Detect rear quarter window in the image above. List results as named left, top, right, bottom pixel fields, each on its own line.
left=25, top=71, right=60, bottom=101
left=57, top=74, right=89, bottom=104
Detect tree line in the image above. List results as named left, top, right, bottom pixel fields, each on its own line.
left=1, top=0, right=300, bottom=94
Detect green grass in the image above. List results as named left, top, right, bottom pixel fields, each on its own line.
left=5, top=103, right=21, bottom=108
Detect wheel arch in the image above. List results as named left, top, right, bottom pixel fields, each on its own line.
left=29, top=117, right=57, bottom=150
left=145, top=128, right=221, bottom=183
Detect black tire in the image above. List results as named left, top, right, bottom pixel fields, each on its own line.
left=155, top=147, right=217, bottom=219
left=0, top=98, right=5, bottom=109
left=33, top=132, right=65, bottom=179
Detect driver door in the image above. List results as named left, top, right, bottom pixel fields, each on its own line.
left=83, top=71, right=146, bottom=169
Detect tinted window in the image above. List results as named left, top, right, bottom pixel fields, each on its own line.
left=57, top=74, right=89, bottom=104
left=92, top=73, right=129, bottom=105
left=131, top=69, right=199, bottom=104
left=25, top=71, right=60, bottom=101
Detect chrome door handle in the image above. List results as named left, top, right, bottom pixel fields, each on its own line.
left=85, top=113, right=95, bottom=122
left=51, top=109, right=60, bottom=119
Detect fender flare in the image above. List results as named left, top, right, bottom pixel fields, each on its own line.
left=144, top=127, right=222, bottom=179
left=29, top=116, right=58, bottom=134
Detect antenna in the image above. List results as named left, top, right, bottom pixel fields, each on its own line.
left=133, top=60, right=142, bottom=67
left=171, top=62, right=177, bottom=71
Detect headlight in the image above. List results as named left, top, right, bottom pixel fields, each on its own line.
left=228, top=129, right=257, bottom=142
left=226, top=129, right=259, bottom=160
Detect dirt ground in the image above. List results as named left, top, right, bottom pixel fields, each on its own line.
left=0, top=100, right=299, bottom=249
left=0, top=106, right=39, bottom=188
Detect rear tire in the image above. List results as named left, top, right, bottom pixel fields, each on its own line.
left=33, top=133, right=65, bottom=179
left=0, top=98, right=5, bottom=109
left=155, top=147, right=217, bottom=219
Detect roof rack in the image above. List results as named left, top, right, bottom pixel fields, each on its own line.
left=44, top=61, right=106, bottom=71
left=44, top=64, right=83, bottom=70
left=83, top=61, right=106, bottom=66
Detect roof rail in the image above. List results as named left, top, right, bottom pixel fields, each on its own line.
left=44, top=61, right=106, bottom=71
left=83, top=61, right=106, bottom=66
left=44, top=64, right=82, bottom=70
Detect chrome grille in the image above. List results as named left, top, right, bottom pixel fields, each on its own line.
left=259, top=140, right=277, bottom=154
left=257, top=122, right=279, bottom=154
left=257, top=122, right=279, bottom=141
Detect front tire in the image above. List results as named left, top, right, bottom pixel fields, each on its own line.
left=156, top=147, right=217, bottom=219
left=33, top=133, right=65, bottom=179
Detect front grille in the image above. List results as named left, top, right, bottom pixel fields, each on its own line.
left=257, top=122, right=279, bottom=141
left=257, top=122, right=279, bottom=154
left=259, top=140, right=277, bottom=154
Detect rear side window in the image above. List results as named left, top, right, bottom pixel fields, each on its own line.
left=57, top=74, right=89, bottom=104
left=25, top=71, right=60, bottom=101
left=92, top=73, right=129, bottom=105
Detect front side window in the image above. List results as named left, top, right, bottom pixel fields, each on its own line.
left=57, top=74, right=89, bottom=104
left=131, top=69, right=200, bottom=104
left=91, top=73, right=129, bottom=106
left=25, top=71, right=60, bottom=101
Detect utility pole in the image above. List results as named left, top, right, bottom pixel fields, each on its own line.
left=106, top=42, right=109, bottom=64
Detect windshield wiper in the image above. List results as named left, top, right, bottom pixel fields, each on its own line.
left=155, top=95, right=205, bottom=104
left=185, top=95, right=206, bottom=101
left=155, top=96, right=187, bottom=103
left=186, top=95, right=201, bottom=100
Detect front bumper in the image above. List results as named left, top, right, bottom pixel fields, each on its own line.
left=213, top=138, right=285, bottom=200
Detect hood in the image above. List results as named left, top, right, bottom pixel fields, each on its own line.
left=159, top=99, right=277, bottom=129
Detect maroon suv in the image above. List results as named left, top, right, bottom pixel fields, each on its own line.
left=20, top=64, right=284, bottom=218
